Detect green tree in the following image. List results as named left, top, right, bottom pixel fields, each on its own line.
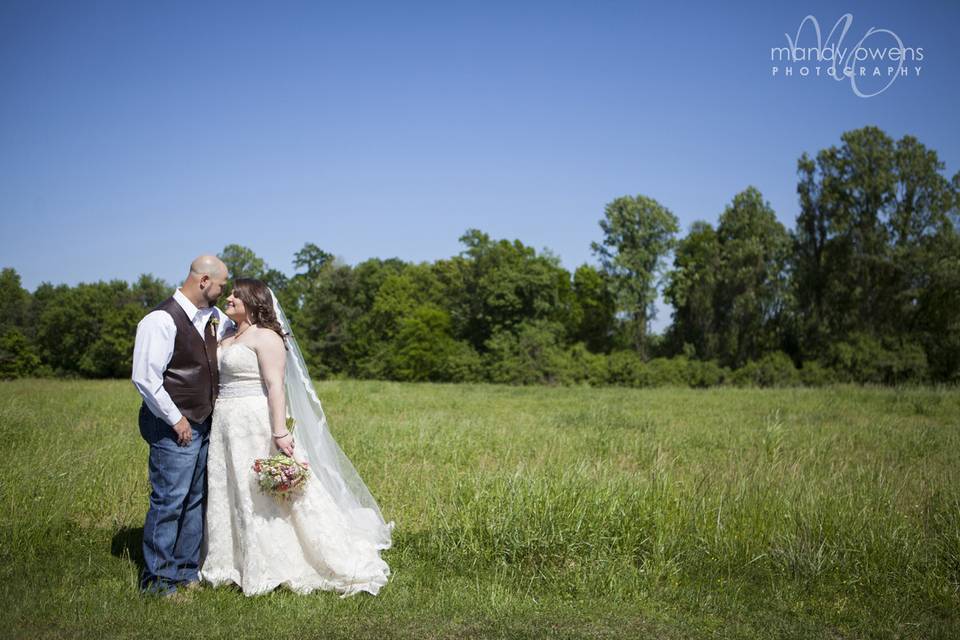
left=290, top=260, right=360, bottom=377
left=386, top=305, right=479, bottom=382
left=457, top=229, right=573, bottom=351
left=713, top=187, right=791, bottom=368
left=792, top=126, right=959, bottom=380
left=484, top=320, right=573, bottom=385
left=793, top=129, right=895, bottom=349
left=0, top=268, right=30, bottom=322
left=218, top=244, right=287, bottom=295
left=32, top=280, right=139, bottom=377
left=346, top=261, right=441, bottom=378
left=80, top=302, right=144, bottom=377
left=0, top=328, right=41, bottom=379
left=130, top=274, right=172, bottom=308
left=293, top=243, right=334, bottom=278
left=913, top=222, right=960, bottom=381
left=279, top=242, right=336, bottom=337
left=663, top=221, right=721, bottom=360
left=570, top=264, right=616, bottom=353
left=591, top=195, right=679, bottom=359
left=219, top=244, right=267, bottom=280
left=794, top=128, right=899, bottom=346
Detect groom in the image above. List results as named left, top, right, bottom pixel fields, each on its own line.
left=131, top=255, right=230, bottom=596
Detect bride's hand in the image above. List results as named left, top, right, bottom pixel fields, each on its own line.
left=274, top=432, right=295, bottom=457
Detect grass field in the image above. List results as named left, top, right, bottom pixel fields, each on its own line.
left=1, top=379, right=958, bottom=639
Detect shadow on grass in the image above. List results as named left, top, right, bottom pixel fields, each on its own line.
left=110, top=526, right=146, bottom=578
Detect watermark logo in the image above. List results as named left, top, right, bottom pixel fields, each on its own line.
left=770, top=14, right=923, bottom=97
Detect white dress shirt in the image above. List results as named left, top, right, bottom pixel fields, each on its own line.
left=132, top=288, right=232, bottom=426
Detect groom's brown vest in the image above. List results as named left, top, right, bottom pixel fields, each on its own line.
left=152, top=297, right=220, bottom=424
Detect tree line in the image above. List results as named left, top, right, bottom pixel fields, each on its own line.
left=2, top=126, right=958, bottom=386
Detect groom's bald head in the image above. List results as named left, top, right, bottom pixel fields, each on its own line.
left=189, top=255, right=228, bottom=280
left=182, top=254, right=229, bottom=307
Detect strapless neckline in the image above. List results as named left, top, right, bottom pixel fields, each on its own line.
left=219, top=341, right=256, bottom=354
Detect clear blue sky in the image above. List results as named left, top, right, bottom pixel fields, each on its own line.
left=2, top=0, right=958, bottom=332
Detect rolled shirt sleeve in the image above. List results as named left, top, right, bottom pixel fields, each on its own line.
left=131, top=310, right=183, bottom=426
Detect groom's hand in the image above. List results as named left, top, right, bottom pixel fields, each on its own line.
left=173, top=417, right=193, bottom=446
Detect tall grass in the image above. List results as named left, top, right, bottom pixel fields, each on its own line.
left=0, top=379, right=958, bottom=638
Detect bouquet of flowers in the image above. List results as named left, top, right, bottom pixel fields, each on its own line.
left=252, top=453, right=310, bottom=501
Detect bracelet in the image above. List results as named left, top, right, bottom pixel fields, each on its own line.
left=272, top=432, right=291, bottom=439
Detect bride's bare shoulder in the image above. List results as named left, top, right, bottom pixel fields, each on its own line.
left=250, top=326, right=285, bottom=350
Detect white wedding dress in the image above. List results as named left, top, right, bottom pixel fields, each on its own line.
left=199, top=342, right=391, bottom=597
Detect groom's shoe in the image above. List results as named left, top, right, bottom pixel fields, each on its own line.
left=141, top=579, right=178, bottom=598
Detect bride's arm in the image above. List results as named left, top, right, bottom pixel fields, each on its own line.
left=255, top=330, right=294, bottom=457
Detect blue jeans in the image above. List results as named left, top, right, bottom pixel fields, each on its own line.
left=139, top=403, right=210, bottom=591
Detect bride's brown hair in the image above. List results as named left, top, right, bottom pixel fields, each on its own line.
left=231, top=278, right=287, bottom=346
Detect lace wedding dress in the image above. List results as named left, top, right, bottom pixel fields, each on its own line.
left=199, top=342, right=391, bottom=597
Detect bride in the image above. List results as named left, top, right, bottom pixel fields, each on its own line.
left=199, top=277, right=392, bottom=596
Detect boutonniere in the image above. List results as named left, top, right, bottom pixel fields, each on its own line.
left=209, top=316, right=220, bottom=338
